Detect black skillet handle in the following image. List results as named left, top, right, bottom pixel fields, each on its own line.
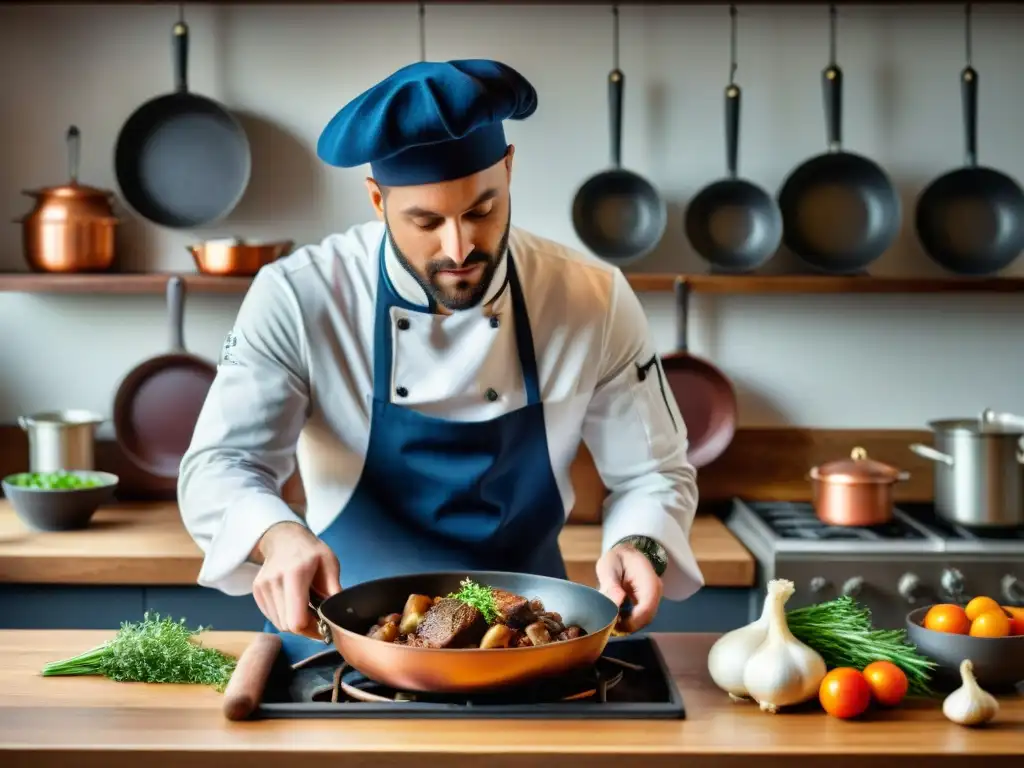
left=674, top=278, right=690, bottom=354
left=166, top=276, right=186, bottom=352
left=609, top=68, right=623, bottom=168
left=173, top=20, right=189, bottom=93
left=822, top=64, right=843, bottom=153
left=962, top=65, right=978, bottom=167
left=725, top=84, right=740, bottom=178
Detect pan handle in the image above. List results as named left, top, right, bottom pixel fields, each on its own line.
left=173, top=19, right=189, bottom=94
left=608, top=6, right=623, bottom=169
left=673, top=278, right=690, bottom=354
left=961, top=5, right=977, bottom=167
left=725, top=6, right=740, bottom=179
left=166, top=276, right=186, bottom=353
left=822, top=5, right=843, bottom=153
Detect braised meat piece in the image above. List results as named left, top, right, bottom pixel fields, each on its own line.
left=491, top=588, right=534, bottom=626
left=556, top=625, right=584, bottom=642
left=415, top=598, right=488, bottom=648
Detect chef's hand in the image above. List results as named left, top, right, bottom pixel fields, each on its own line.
left=252, top=521, right=342, bottom=640
left=596, top=542, right=664, bottom=634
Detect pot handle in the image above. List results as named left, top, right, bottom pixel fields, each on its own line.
left=307, top=589, right=333, bottom=645
left=910, top=443, right=954, bottom=467
left=981, top=408, right=1024, bottom=430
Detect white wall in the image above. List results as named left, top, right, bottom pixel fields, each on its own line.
left=2, top=2, right=1023, bottom=431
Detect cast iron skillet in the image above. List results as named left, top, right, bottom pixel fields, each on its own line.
left=114, top=16, right=251, bottom=229
left=915, top=5, right=1024, bottom=275
left=308, top=571, right=620, bottom=694
left=776, top=5, right=900, bottom=274
left=572, top=5, right=666, bottom=265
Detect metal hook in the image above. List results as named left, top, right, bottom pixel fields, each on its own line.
left=418, top=2, right=426, bottom=62
left=964, top=3, right=973, bottom=66
left=612, top=4, right=620, bottom=70
left=728, top=5, right=738, bottom=85
left=828, top=4, right=837, bottom=65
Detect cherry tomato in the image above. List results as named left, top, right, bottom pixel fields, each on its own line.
left=923, top=603, right=970, bottom=635
left=964, top=596, right=1002, bottom=622
left=819, top=667, right=872, bottom=719
left=970, top=609, right=1011, bottom=638
left=861, top=660, right=908, bottom=707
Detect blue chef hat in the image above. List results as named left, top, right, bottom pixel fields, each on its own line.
left=317, top=59, right=538, bottom=187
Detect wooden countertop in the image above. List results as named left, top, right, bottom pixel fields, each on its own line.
left=0, top=501, right=754, bottom=588
left=1, top=630, right=1020, bottom=768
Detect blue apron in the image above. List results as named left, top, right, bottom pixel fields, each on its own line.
left=267, top=238, right=568, bottom=663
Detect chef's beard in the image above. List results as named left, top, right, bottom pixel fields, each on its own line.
left=386, top=210, right=511, bottom=312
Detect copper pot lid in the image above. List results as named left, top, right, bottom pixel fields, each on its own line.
left=810, top=447, right=909, bottom=484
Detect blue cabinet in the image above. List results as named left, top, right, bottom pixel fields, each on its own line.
left=0, top=583, right=755, bottom=633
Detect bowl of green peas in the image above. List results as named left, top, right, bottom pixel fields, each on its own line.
left=2, top=470, right=119, bottom=531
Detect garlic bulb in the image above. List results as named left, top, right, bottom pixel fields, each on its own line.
left=741, top=578, right=827, bottom=713
left=942, top=659, right=999, bottom=727
left=707, top=587, right=771, bottom=701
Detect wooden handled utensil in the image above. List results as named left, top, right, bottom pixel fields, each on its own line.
left=222, top=632, right=282, bottom=721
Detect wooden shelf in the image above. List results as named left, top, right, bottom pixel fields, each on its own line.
left=4, top=271, right=1024, bottom=296
left=0, top=273, right=252, bottom=295
left=627, top=274, right=1024, bottom=294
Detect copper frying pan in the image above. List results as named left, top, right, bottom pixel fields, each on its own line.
left=660, top=278, right=738, bottom=468
left=307, top=571, right=620, bottom=694
left=112, top=276, right=217, bottom=479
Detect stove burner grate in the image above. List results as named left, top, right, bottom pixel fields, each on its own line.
left=318, top=656, right=636, bottom=706
left=749, top=501, right=928, bottom=541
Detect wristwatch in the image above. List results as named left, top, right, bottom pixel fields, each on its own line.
left=616, top=535, right=668, bottom=577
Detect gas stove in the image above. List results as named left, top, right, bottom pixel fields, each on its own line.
left=251, top=636, right=685, bottom=720
left=726, top=499, right=1024, bottom=629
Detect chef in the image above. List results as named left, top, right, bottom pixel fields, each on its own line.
left=178, top=58, right=705, bottom=664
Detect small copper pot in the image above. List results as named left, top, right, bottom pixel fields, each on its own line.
left=809, top=447, right=910, bottom=526
left=188, top=238, right=294, bottom=277
left=14, top=126, right=119, bottom=273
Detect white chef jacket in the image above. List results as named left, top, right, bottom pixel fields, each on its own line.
left=178, top=221, right=705, bottom=602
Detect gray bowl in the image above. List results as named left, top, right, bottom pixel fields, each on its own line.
left=2, top=471, right=119, bottom=532
left=906, top=605, right=1024, bottom=693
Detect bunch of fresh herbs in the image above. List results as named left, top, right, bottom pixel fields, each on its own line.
left=41, top=612, right=237, bottom=691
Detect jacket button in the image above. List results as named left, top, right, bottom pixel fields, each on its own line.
left=397, top=317, right=410, bottom=331
left=396, top=386, right=409, bottom=398
left=485, top=388, right=499, bottom=402
left=489, top=315, right=500, bottom=328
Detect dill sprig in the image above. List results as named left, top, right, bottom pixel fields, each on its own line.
left=786, top=596, right=937, bottom=697
left=448, top=578, right=499, bottom=624
left=41, top=612, right=237, bottom=691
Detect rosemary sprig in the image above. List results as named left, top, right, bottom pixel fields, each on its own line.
left=786, top=596, right=937, bottom=697
left=41, top=612, right=237, bottom=691
left=448, top=578, right=499, bottom=624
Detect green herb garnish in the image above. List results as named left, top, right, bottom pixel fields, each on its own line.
left=448, top=578, right=499, bottom=624
left=786, top=596, right=937, bottom=697
left=41, top=612, right=237, bottom=691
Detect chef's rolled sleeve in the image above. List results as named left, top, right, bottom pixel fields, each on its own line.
left=582, top=270, right=705, bottom=601
left=178, top=266, right=311, bottom=596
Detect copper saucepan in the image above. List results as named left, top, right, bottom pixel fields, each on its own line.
left=809, top=447, right=910, bottom=526
left=308, top=570, right=620, bottom=694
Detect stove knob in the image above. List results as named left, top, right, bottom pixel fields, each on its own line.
left=941, top=567, right=965, bottom=599
left=841, top=576, right=864, bottom=598
left=897, top=572, right=924, bottom=604
left=809, top=576, right=828, bottom=594
left=1001, top=575, right=1024, bottom=605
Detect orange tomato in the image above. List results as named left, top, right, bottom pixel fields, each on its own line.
left=923, top=603, right=971, bottom=635
left=970, top=609, right=1011, bottom=638
left=1002, top=605, right=1024, bottom=621
left=819, top=667, right=872, bottom=719
left=964, top=596, right=1002, bottom=622
left=861, top=660, right=909, bottom=707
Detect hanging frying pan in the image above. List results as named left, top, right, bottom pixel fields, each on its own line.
left=112, top=277, right=217, bottom=479
left=684, top=6, right=781, bottom=273
left=659, top=279, right=738, bottom=468
left=572, top=4, right=666, bottom=265
left=777, top=5, right=900, bottom=274
left=114, top=10, right=251, bottom=229
left=915, top=4, right=1024, bottom=275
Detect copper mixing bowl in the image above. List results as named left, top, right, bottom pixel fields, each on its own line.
left=188, top=239, right=293, bottom=277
